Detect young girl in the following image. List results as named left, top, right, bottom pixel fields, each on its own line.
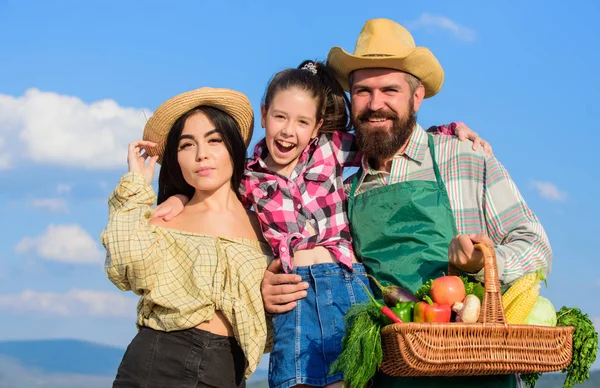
left=155, top=61, right=488, bottom=388
left=101, top=88, right=272, bottom=388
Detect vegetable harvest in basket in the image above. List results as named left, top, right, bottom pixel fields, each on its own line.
left=331, top=271, right=598, bottom=387
left=330, top=274, right=487, bottom=387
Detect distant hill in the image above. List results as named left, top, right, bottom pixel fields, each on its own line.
left=0, top=339, right=124, bottom=376
left=0, top=339, right=596, bottom=387
left=0, top=355, right=114, bottom=388
left=0, top=339, right=269, bottom=387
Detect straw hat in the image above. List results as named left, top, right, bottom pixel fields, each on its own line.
left=143, top=87, right=254, bottom=163
left=327, top=18, right=444, bottom=98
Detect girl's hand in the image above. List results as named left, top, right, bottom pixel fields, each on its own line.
left=127, top=140, right=158, bottom=186
left=454, top=123, right=494, bottom=157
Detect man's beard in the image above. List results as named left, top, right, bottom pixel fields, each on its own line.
left=353, top=100, right=416, bottom=161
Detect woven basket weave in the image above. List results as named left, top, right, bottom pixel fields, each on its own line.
left=379, top=243, right=574, bottom=377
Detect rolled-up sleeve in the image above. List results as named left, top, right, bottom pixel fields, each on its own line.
left=482, top=156, right=552, bottom=285
left=100, top=172, right=161, bottom=294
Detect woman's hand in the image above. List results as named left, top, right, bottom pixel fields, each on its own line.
left=127, top=140, right=158, bottom=186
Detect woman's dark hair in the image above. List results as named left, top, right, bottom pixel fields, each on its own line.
left=262, top=60, right=352, bottom=133
left=157, top=106, right=246, bottom=204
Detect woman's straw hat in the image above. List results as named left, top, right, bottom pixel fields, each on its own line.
left=143, top=87, right=254, bottom=163
left=327, top=18, right=444, bottom=98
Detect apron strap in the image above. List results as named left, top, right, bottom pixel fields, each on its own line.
left=428, top=134, right=443, bottom=185
left=348, top=167, right=363, bottom=216
left=427, top=134, right=459, bottom=235
left=349, top=168, right=362, bottom=198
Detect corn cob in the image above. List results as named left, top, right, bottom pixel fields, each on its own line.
left=501, top=268, right=545, bottom=310
left=505, top=283, right=541, bottom=324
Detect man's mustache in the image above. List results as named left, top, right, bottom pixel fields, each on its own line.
left=357, top=108, right=398, bottom=122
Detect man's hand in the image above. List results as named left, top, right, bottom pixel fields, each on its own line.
left=448, top=233, right=494, bottom=273
left=152, top=194, right=189, bottom=221
left=261, top=259, right=308, bottom=314
left=454, top=123, right=494, bottom=157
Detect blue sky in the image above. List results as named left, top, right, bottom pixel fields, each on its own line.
left=1, top=0, right=598, bottom=374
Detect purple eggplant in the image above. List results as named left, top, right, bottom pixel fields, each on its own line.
left=367, top=274, right=418, bottom=306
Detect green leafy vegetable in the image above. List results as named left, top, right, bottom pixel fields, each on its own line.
left=520, top=372, right=542, bottom=388
left=461, top=276, right=485, bottom=303
left=415, top=279, right=433, bottom=300
left=330, top=302, right=384, bottom=388
left=521, top=306, right=598, bottom=388
left=556, top=306, right=598, bottom=388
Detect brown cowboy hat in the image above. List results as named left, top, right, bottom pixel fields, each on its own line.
left=143, top=87, right=254, bottom=164
left=327, top=18, right=444, bottom=98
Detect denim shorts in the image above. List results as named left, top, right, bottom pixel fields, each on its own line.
left=268, top=263, right=372, bottom=388
left=113, top=326, right=246, bottom=388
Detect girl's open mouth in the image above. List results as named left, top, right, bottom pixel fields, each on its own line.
left=275, top=140, right=295, bottom=153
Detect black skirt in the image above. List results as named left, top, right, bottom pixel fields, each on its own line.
left=113, top=326, right=246, bottom=388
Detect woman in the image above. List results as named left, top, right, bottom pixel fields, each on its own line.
left=100, top=88, right=272, bottom=388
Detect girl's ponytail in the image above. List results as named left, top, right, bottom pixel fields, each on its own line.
left=297, top=60, right=352, bottom=133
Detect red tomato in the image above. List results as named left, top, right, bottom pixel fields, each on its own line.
left=430, top=276, right=466, bottom=306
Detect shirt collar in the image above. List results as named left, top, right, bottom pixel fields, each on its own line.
left=402, top=123, right=428, bottom=164
left=246, top=138, right=270, bottom=171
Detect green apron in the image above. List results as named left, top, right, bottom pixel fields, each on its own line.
left=347, top=134, right=517, bottom=388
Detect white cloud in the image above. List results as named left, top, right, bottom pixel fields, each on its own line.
left=56, top=184, right=72, bottom=194
left=14, top=224, right=104, bottom=263
left=0, top=88, right=151, bottom=169
left=30, top=198, right=69, bottom=213
left=531, top=181, right=568, bottom=201
left=0, top=289, right=136, bottom=317
left=407, top=13, right=476, bottom=42
left=0, top=137, right=11, bottom=170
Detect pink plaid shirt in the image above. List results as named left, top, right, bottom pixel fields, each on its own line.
left=241, top=125, right=456, bottom=273
left=241, top=130, right=359, bottom=273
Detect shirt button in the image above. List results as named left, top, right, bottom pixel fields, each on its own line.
left=296, top=204, right=301, bottom=210
left=281, top=247, right=287, bottom=252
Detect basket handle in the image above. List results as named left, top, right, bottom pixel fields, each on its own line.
left=447, top=243, right=506, bottom=324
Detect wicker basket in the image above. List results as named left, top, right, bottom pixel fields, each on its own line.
left=379, top=243, right=574, bottom=377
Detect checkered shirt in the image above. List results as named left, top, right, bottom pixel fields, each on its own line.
left=242, top=130, right=360, bottom=273
left=101, top=172, right=273, bottom=378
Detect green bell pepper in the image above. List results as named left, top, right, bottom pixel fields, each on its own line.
left=383, top=301, right=415, bottom=324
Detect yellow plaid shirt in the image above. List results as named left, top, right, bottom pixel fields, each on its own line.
left=100, top=172, right=273, bottom=377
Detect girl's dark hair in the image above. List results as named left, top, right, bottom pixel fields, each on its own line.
left=262, top=60, right=351, bottom=133
left=157, top=106, right=246, bottom=204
